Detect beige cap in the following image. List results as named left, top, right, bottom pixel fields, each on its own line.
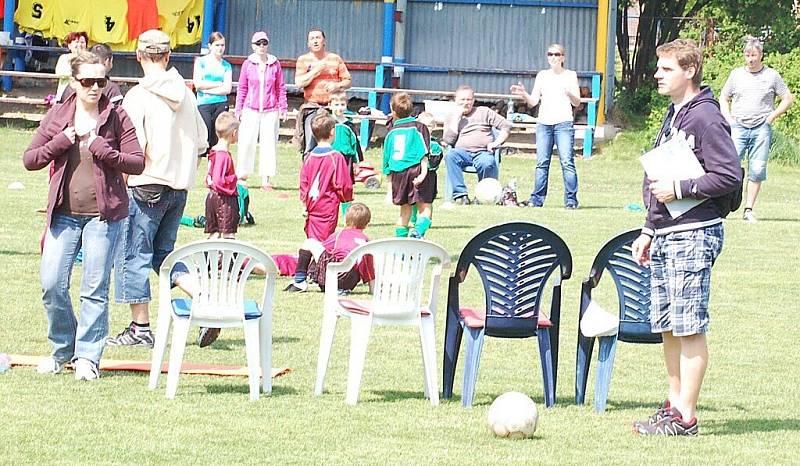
left=137, top=29, right=170, bottom=54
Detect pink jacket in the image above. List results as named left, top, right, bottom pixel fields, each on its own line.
left=235, top=53, right=287, bottom=115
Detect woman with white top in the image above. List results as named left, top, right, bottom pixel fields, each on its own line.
left=193, top=31, right=233, bottom=157
left=234, top=30, right=287, bottom=190
left=511, top=43, right=581, bottom=208
left=54, top=31, right=88, bottom=103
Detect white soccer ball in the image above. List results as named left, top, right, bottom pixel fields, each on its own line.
left=487, top=391, right=539, bottom=439
left=474, top=178, right=503, bottom=205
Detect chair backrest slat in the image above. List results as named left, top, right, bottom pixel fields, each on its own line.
left=161, top=240, right=277, bottom=322
left=456, top=222, right=572, bottom=326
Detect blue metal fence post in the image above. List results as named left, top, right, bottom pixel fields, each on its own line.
left=583, top=74, right=601, bottom=158
left=379, top=0, right=396, bottom=113
left=2, top=0, right=17, bottom=91
left=200, top=0, right=215, bottom=53
left=360, top=63, right=384, bottom=151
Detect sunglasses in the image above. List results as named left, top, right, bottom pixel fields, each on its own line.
left=546, top=52, right=563, bottom=57
left=253, top=40, right=269, bottom=46
left=75, top=77, right=108, bottom=88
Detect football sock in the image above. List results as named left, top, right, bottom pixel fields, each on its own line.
left=340, top=202, right=351, bottom=217
left=415, top=216, right=432, bottom=237
left=395, top=226, right=410, bottom=237
left=294, top=249, right=313, bottom=282
left=410, top=205, right=418, bottom=225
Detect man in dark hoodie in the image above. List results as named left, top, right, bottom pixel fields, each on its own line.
left=631, top=39, right=742, bottom=436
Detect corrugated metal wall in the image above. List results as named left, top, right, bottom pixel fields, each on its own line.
left=224, top=0, right=385, bottom=89
left=403, top=1, right=598, bottom=93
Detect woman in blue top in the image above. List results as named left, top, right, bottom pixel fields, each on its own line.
left=193, top=32, right=233, bottom=156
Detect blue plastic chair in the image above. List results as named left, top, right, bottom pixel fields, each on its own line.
left=575, top=229, right=662, bottom=412
left=442, top=222, right=572, bottom=407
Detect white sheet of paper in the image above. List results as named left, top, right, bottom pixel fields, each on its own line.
left=640, top=136, right=706, bottom=219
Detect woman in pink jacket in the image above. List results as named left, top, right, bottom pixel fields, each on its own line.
left=235, top=30, right=288, bottom=191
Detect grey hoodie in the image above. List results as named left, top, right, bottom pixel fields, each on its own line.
left=122, top=67, right=208, bottom=190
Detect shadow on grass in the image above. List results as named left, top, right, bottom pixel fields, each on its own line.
left=0, top=249, right=39, bottom=256
left=757, top=217, right=800, bottom=223
left=207, top=335, right=300, bottom=351
left=367, top=389, right=432, bottom=403
left=206, top=383, right=298, bottom=396
left=706, top=418, right=800, bottom=435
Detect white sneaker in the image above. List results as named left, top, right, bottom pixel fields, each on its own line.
left=743, top=209, right=757, bottom=223
left=74, top=358, right=99, bottom=381
left=36, top=357, right=64, bottom=375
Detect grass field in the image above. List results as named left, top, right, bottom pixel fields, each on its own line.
left=1, top=125, right=799, bottom=464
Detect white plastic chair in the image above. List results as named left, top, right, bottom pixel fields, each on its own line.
left=314, top=238, right=451, bottom=405
left=148, top=240, right=278, bottom=401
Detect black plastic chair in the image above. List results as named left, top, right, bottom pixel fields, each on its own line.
left=442, top=222, right=572, bottom=407
left=575, top=229, right=661, bottom=412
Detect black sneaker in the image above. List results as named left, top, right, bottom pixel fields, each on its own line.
left=409, top=228, right=422, bottom=239
left=453, top=195, right=471, bottom=206
left=283, top=283, right=307, bottom=293
left=634, top=407, right=698, bottom=436
left=197, top=327, right=221, bottom=348
left=106, top=325, right=154, bottom=348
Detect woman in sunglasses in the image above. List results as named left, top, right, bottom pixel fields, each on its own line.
left=234, top=30, right=287, bottom=191
left=23, top=51, right=145, bottom=381
left=511, top=43, right=581, bottom=209
left=193, top=31, right=233, bottom=157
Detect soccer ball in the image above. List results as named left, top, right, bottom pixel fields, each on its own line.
left=474, top=178, right=503, bottom=205
left=487, top=391, right=539, bottom=439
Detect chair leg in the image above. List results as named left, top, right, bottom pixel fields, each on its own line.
left=419, top=315, right=439, bottom=406
left=314, top=310, right=338, bottom=396
left=165, top=318, right=191, bottom=399
left=149, top=309, right=173, bottom=390
left=345, top=315, right=372, bottom=405
left=537, top=330, right=555, bottom=408
left=593, top=335, right=618, bottom=413
left=442, top=310, right=463, bottom=399
left=461, top=327, right=485, bottom=408
left=243, top=319, right=261, bottom=401
left=575, top=333, right=596, bottom=405
left=259, top=313, right=273, bottom=395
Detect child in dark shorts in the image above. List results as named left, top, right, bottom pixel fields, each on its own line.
left=205, top=111, right=240, bottom=238
left=383, top=92, right=435, bottom=239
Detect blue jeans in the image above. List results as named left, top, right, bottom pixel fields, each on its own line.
left=444, top=147, right=499, bottom=199
left=114, top=188, right=187, bottom=304
left=530, top=121, right=578, bottom=207
left=731, top=121, right=771, bottom=182
left=41, top=214, right=122, bottom=364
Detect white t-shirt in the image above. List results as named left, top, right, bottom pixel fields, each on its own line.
left=533, top=69, right=579, bottom=125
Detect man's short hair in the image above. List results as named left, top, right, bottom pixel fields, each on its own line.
left=329, top=91, right=347, bottom=103
left=89, top=43, right=113, bottom=63
left=311, top=110, right=336, bottom=141
left=743, top=35, right=763, bottom=54
left=308, top=27, right=326, bottom=39
left=137, top=29, right=171, bottom=62
left=390, top=92, right=414, bottom=118
left=656, top=39, right=703, bottom=87
left=454, top=84, right=474, bottom=95
left=344, top=202, right=371, bottom=229
left=215, top=111, right=239, bottom=139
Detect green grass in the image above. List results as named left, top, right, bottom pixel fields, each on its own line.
left=1, top=125, right=799, bottom=464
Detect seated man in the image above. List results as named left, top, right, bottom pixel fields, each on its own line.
left=442, top=85, right=512, bottom=204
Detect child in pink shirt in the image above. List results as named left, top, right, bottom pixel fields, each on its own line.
left=281, top=202, right=374, bottom=293
left=205, top=112, right=240, bottom=238
left=300, top=110, right=353, bottom=241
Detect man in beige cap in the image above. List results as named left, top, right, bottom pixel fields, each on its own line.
left=108, top=29, right=208, bottom=347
